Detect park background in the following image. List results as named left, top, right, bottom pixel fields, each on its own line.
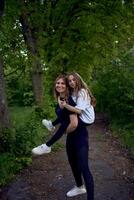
left=0, top=0, right=134, bottom=186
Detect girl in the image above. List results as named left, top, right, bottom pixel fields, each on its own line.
left=62, top=72, right=96, bottom=125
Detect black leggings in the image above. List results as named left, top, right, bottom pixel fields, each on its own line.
left=46, top=122, right=69, bottom=147
left=66, top=133, right=94, bottom=200
left=46, top=117, right=90, bottom=147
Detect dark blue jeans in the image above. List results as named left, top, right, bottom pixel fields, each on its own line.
left=66, top=126, right=94, bottom=200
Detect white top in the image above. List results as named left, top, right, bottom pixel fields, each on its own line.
left=71, top=88, right=95, bottom=124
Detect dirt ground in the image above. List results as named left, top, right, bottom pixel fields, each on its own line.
left=0, top=114, right=134, bottom=200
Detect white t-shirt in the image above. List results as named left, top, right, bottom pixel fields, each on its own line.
left=71, top=89, right=95, bottom=124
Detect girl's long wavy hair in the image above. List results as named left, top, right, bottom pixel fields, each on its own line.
left=67, top=72, right=96, bottom=107
left=53, top=74, right=69, bottom=101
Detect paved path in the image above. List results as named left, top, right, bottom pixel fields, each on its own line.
left=0, top=117, right=134, bottom=200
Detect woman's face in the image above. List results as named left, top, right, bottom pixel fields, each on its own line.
left=68, top=75, right=77, bottom=89
left=55, top=78, right=66, bottom=94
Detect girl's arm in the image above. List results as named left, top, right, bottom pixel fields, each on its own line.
left=61, top=89, right=89, bottom=115
left=58, top=98, right=78, bottom=133
left=63, top=102, right=82, bottom=114
left=59, top=97, right=82, bottom=114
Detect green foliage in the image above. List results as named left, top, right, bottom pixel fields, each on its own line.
left=0, top=105, right=63, bottom=186
left=2, top=0, right=134, bottom=108
left=0, top=109, right=42, bottom=155
left=6, top=75, right=34, bottom=106
left=0, top=128, right=15, bottom=153
left=0, top=0, right=134, bottom=186
left=92, top=52, right=134, bottom=156
left=0, top=153, right=32, bottom=186
left=0, top=107, right=49, bottom=186
left=93, top=54, right=134, bottom=122
left=10, top=106, right=33, bottom=126
left=0, top=153, right=18, bottom=186
left=110, top=122, right=134, bottom=156
left=121, top=129, right=134, bottom=156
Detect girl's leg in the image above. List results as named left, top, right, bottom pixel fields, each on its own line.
left=52, top=117, right=60, bottom=126
left=77, top=146, right=94, bottom=200
left=42, top=117, right=60, bottom=131
left=46, top=122, right=69, bottom=147
left=66, top=137, right=83, bottom=187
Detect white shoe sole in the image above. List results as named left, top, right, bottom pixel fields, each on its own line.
left=32, top=146, right=51, bottom=155
left=66, top=188, right=86, bottom=197
left=32, top=150, right=51, bottom=155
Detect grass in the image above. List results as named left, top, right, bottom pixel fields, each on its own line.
left=110, top=121, right=134, bottom=157
left=9, top=106, right=34, bottom=127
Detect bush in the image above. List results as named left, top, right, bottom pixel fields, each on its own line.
left=110, top=122, right=134, bottom=157
left=0, top=107, right=48, bottom=186
left=92, top=54, right=134, bottom=156
left=0, top=153, right=32, bottom=186
left=6, top=75, right=34, bottom=106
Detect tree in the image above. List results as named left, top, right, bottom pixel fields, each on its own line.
left=0, top=0, right=11, bottom=129
left=20, top=0, right=44, bottom=106
left=0, top=59, right=10, bottom=129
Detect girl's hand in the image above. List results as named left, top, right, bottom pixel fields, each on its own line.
left=58, top=96, right=64, bottom=109
left=60, top=99, right=66, bottom=107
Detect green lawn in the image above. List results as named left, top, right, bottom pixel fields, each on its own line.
left=10, top=106, right=34, bottom=127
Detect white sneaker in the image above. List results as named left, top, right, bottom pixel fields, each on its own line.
left=42, top=119, right=55, bottom=131
left=66, top=185, right=86, bottom=197
left=32, top=144, right=51, bottom=155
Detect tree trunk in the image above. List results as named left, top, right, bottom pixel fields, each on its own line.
left=20, top=3, right=43, bottom=106
left=0, top=1, right=10, bottom=130
left=0, top=0, right=5, bottom=17
left=31, top=59, right=44, bottom=106
left=0, top=58, right=11, bottom=129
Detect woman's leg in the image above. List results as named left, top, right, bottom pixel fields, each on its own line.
left=66, top=136, right=83, bottom=187
left=77, top=145, right=94, bottom=200
left=46, top=122, right=69, bottom=147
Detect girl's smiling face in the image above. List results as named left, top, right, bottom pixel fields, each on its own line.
left=55, top=78, right=67, bottom=94
left=68, top=75, right=77, bottom=89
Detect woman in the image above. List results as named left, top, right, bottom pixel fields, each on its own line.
left=32, top=74, right=78, bottom=155
left=63, top=72, right=95, bottom=199
left=32, top=74, right=94, bottom=200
